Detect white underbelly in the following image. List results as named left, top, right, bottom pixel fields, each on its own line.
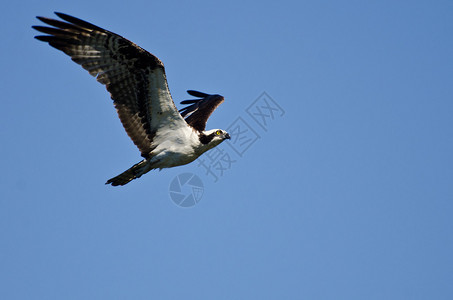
left=148, top=127, right=205, bottom=169
left=152, top=149, right=200, bottom=168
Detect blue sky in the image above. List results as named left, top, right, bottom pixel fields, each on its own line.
left=1, top=0, right=453, bottom=299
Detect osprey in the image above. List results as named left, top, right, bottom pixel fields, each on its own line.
left=33, top=13, right=230, bottom=186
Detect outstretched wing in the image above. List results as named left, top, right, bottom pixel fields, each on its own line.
left=179, top=90, right=225, bottom=131
left=33, top=12, right=186, bottom=158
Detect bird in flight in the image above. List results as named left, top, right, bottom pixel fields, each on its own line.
left=33, top=12, right=230, bottom=186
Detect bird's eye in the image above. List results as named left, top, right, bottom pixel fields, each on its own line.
left=216, top=130, right=222, bottom=135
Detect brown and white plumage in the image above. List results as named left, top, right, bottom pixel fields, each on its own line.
left=33, top=12, right=230, bottom=186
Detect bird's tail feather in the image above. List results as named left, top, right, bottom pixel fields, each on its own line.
left=106, top=160, right=150, bottom=186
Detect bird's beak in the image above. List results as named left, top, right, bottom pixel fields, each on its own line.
left=225, top=133, right=231, bottom=140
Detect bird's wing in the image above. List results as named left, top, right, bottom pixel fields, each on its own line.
left=179, top=90, right=225, bottom=131
left=33, top=12, right=187, bottom=158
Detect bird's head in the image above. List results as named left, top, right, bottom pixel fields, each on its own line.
left=199, top=129, right=231, bottom=148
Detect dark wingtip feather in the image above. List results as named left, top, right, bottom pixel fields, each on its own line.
left=36, top=16, right=59, bottom=25
left=32, top=25, right=64, bottom=36
left=53, top=12, right=104, bottom=31
left=34, top=35, right=52, bottom=42
left=187, top=90, right=209, bottom=98
left=35, top=15, right=92, bottom=33
left=35, top=16, right=54, bottom=27
left=180, top=99, right=200, bottom=105
left=54, top=12, right=74, bottom=21
left=36, top=16, right=47, bottom=22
